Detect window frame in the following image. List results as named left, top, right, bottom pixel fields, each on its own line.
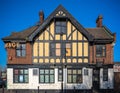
left=16, top=43, right=26, bottom=57
left=39, top=68, right=54, bottom=83
left=13, top=68, right=28, bottom=83
left=67, top=68, right=82, bottom=83
left=96, top=45, right=106, bottom=57
left=50, top=43, right=71, bottom=57
left=55, top=19, right=67, bottom=34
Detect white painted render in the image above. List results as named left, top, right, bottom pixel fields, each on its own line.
left=7, top=67, right=113, bottom=90
left=100, top=68, right=114, bottom=89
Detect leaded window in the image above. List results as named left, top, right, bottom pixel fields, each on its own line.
left=67, top=69, right=82, bottom=83
left=14, top=69, right=28, bottom=83
left=55, top=20, right=67, bottom=34
left=50, top=43, right=71, bottom=57
left=16, top=44, right=26, bottom=57
left=39, top=69, right=54, bottom=83
left=96, top=45, right=106, bottom=57
left=103, top=68, right=108, bottom=81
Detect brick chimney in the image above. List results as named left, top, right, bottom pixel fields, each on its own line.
left=96, top=15, right=103, bottom=27
left=39, top=11, right=44, bottom=25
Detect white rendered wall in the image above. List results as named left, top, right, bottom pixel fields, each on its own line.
left=100, top=68, right=114, bottom=89
left=7, top=68, right=93, bottom=90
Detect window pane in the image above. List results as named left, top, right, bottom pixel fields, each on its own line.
left=19, top=70, right=23, bottom=74
left=40, top=75, right=44, bottom=83
left=24, top=75, right=28, bottom=82
left=22, top=44, right=26, bottom=49
left=78, top=70, right=82, bottom=74
left=56, top=21, right=61, bottom=25
left=50, top=75, right=54, bottom=83
left=73, top=70, right=77, bottom=74
left=51, top=44, right=55, bottom=48
left=14, top=69, right=18, bottom=74
left=73, top=75, right=77, bottom=83
left=17, top=50, right=21, bottom=56
left=68, top=70, right=72, bottom=74
left=22, top=50, right=26, bottom=57
left=56, top=49, right=61, bottom=56
left=15, top=75, right=18, bottom=83
left=45, top=70, right=49, bottom=74
left=45, top=75, right=49, bottom=83
left=58, top=75, right=62, bottom=81
left=19, top=75, right=24, bottom=82
left=50, top=70, right=54, bottom=74
left=40, top=70, right=44, bottom=74
left=68, top=75, right=72, bottom=83
left=56, top=26, right=61, bottom=33
left=56, top=43, right=61, bottom=48
left=24, top=70, right=28, bottom=74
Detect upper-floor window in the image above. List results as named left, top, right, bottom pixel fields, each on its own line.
left=50, top=43, right=71, bottom=57
left=14, top=68, right=28, bottom=83
left=16, top=44, right=26, bottom=57
left=96, top=45, right=106, bottom=57
left=55, top=19, right=67, bottom=34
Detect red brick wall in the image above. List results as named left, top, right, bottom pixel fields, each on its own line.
left=89, top=44, right=113, bottom=64
left=7, top=42, right=32, bottom=64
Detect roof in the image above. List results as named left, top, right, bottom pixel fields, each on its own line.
left=2, top=25, right=39, bottom=41
left=2, top=5, right=114, bottom=43
left=86, top=26, right=113, bottom=40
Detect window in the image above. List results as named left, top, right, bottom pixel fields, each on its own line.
left=33, top=69, right=38, bottom=75
left=39, top=69, right=54, bottom=83
left=84, top=69, right=88, bottom=75
left=67, top=69, right=82, bottom=83
left=16, top=44, right=26, bottom=57
left=55, top=20, right=67, bottom=34
left=96, top=45, right=106, bottom=57
left=58, top=68, right=63, bottom=81
left=14, top=69, right=28, bottom=83
left=103, top=68, right=108, bottom=81
left=50, top=43, right=71, bottom=57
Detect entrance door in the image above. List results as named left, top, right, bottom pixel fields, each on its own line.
left=93, top=68, right=100, bottom=90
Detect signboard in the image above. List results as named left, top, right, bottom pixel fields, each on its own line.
left=114, top=64, right=120, bottom=72
left=5, top=42, right=19, bottom=48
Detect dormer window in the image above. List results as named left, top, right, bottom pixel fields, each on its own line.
left=55, top=19, right=67, bottom=34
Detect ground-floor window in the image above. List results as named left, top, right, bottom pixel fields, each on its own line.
left=103, top=68, right=108, bottom=81
left=13, top=68, right=28, bottom=83
left=39, top=69, right=54, bottom=83
left=67, top=68, right=82, bottom=83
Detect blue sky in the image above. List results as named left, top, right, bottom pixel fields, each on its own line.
left=0, top=0, right=120, bottom=67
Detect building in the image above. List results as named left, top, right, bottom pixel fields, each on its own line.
left=2, top=5, right=116, bottom=93
left=114, top=62, right=120, bottom=92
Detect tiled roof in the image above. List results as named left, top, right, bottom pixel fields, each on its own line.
left=86, top=27, right=113, bottom=40
left=2, top=25, right=39, bottom=41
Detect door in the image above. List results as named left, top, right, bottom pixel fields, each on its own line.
left=93, top=68, right=100, bottom=90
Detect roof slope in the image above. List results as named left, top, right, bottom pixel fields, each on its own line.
left=2, top=25, right=39, bottom=41
left=86, top=26, right=113, bottom=40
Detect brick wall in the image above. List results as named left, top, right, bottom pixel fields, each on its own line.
left=90, top=44, right=113, bottom=64
left=7, top=42, right=32, bottom=64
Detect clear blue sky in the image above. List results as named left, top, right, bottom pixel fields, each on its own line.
left=0, top=0, right=120, bottom=67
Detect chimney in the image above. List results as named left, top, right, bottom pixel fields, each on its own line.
left=39, top=11, right=44, bottom=25
left=96, top=15, right=103, bottom=27
left=113, top=33, right=116, bottom=42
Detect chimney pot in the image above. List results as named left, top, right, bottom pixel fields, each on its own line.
left=96, top=15, right=103, bottom=27
left=39, top=11, right=44, bottom=25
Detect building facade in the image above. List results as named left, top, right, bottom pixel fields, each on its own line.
left=2, top=5, right=115, bottom=93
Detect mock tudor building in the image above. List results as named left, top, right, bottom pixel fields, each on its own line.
left=2, top=5, right=116, bottom=93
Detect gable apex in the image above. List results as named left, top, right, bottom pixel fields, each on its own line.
left=28, top=5, right=94, bottom=41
